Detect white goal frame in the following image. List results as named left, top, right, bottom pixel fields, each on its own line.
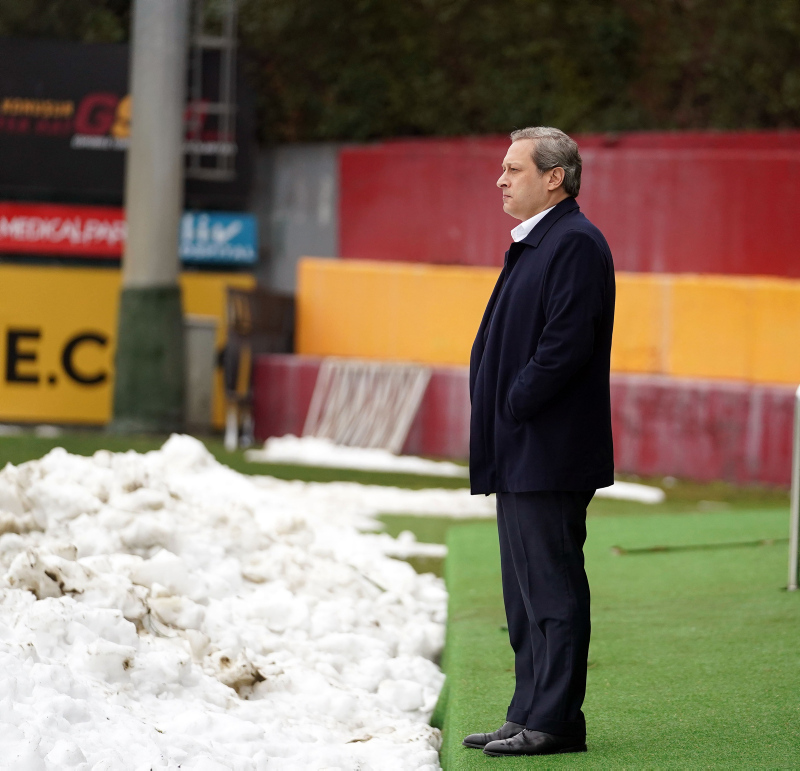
left=302, top=358, right=432, bottom=455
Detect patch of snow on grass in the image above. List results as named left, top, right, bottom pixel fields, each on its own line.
left=245, top=435, right=469, bottom=477
left=595, top=480, right=665, bottom=504
left=244, top=436, right=665, bottom=505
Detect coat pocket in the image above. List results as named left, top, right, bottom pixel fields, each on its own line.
left=506, top=379, right=523, bottom=423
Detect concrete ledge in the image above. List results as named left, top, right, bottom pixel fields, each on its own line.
left=611, top=374, right=794, bottom=486
left=252, top=354, right=795, bottom=486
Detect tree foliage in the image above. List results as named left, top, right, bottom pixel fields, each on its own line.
left=0, top=0, right=130, bottom=42
left=619, top=0, right=800, bottom=130
left=2, top=0, right=800, bottom=142
left=237, top=0, right=800, bottom=141
left=238, top=0, right=644, bottom=141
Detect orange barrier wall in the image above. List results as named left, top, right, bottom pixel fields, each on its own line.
left=0, top=265, right=255, bottom=426
left=297, top=258, right=498, bottom=366
left=297, top=257, right=800, bottom=385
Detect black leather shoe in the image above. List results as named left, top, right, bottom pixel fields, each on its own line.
left=483, top=729, right=587, bottom=756
left=462, top=721, right=525, bottom=749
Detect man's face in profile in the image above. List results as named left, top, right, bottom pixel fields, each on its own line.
left=497, top=139, right=555, bottom=221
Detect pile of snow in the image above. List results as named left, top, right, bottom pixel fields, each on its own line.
left=0, top=435, right=448, bottom=770
left=245, top=436, right=469, bottom=477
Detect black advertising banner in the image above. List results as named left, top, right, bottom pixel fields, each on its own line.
left=0, top=39, right=128, bottom=203
left=0, top=38, right=253, bottom=209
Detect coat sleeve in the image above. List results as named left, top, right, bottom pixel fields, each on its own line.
left=507, top=230, right=607, bottom=421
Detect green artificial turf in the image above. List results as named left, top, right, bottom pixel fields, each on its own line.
left=378, top=514, right=491, bottom=546
left=437, top=510, right=800, bottom=769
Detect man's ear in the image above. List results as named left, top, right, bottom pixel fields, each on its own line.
left=547, top=167, right=565, bottom=190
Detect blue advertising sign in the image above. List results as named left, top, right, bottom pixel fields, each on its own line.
left=179, top=211, right=258, bottom=265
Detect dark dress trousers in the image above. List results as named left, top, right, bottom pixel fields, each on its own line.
left=468, top=195, right=615, bottom=738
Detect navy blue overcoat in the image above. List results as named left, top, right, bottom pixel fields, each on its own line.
left=469, top=196, right=615, bottom=494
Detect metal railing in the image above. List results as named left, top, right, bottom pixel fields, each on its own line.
left=789, top=385, right=800, bottom=591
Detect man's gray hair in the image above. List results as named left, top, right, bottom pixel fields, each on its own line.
left=510, top=126, right=582, bottom=197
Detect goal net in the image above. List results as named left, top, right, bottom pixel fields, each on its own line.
left=302, top=358, right=432, bottom=454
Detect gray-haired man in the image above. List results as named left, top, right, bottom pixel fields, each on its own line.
left=463, top=127, right=616, bottom=757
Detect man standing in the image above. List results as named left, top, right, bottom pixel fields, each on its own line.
left=463, top=127, right=615, bottom=757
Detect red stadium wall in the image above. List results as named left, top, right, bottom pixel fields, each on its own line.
left=258, top=130, right=800, bottom=487
left=252, top=355, right=796, bottom=487
left=339, top=131, right=800, bottom=276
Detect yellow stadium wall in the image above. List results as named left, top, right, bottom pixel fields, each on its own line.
left=0, top=265, right=255, bottom=426
left=296, top=257, right=800, bottom=385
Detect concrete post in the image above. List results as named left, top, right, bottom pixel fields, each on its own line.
left=112, top=0, right=190, bottom=432
left=788, top=385, right=800, bottom=591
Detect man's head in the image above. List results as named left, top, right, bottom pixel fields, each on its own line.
left=497, top=127, right=582, bottom=221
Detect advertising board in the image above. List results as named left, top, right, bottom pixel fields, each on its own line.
left=180, top=211, right=257, bottom=265
left=0, top=202, right=126, bottom=258
left=0, top=265, right=255, bottom=426
left=0, top=202, right=257, bottom=265
left=0, top=38, right=253, bottom=208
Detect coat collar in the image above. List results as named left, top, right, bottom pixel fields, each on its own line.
left=518, top=196, right=579, bottom=248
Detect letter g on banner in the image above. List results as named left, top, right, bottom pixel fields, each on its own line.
left=74, top=93, right=119, bottom=136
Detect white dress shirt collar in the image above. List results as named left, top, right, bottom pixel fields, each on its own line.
left=510, top=205, right=557, bottom=243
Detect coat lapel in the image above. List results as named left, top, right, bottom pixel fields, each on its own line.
left=476, top=259, right=507, bottom=347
